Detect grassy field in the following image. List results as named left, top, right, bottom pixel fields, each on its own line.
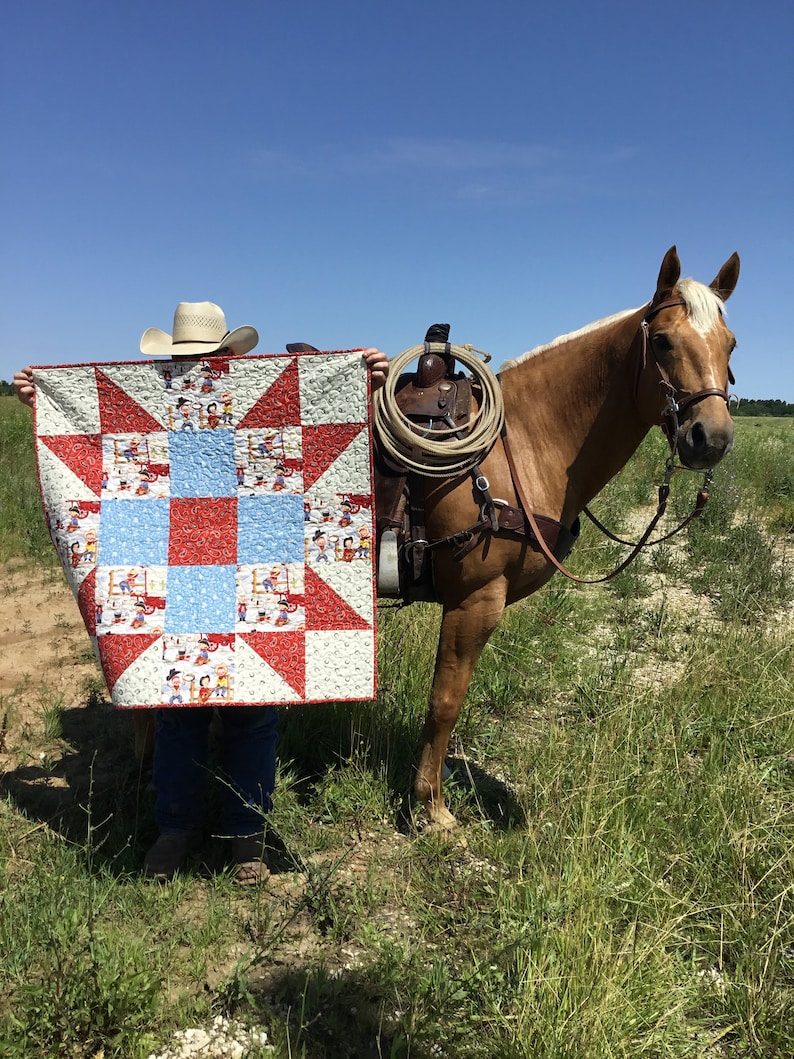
left=0, top=398, right=792, bottom=1058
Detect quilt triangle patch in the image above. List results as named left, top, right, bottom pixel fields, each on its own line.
left=77, top=567, right=98, bottom=635
left=96, top=369, right=164, bottom=435
left=239, top=630, right=305, bottom=698
left=109, top=638, right=164, bottom=707
left=39, top=434, right=103, bottom=494
left=97, top=633, right=161, bottom=692
left=304, top=565, right=371, bottom=630
left=238, top=357, right=301, bottom=428
left=37, top=444, right=98, bottom=502
left=301, top=423, right=366, bottom=492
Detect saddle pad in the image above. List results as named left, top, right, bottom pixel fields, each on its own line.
left=32, top=350, right=376, bottom=707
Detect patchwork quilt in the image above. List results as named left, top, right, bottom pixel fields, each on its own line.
left=32, top=350, right=377, bottom=707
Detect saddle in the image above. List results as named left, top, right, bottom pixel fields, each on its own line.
left=373, top=325, right=579, bottom=603
left=374, top=328, right=471, bottom=600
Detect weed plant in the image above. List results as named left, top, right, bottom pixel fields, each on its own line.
left=0, top=417, right=792, bottom=1056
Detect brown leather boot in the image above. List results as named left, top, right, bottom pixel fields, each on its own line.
left=143, top=831, right=202, bottom=880
left=231, top=834, right=270, bottom=885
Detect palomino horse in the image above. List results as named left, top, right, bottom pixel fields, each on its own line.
left=409, top=246, right=739, bottom=831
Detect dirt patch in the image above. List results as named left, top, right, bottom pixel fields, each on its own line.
left=0, top=561, right=138, bottom=841
left=0, top=561, right=100, bottom=732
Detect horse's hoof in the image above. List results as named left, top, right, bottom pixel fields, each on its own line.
left=419, top=806, right=459, bottom=836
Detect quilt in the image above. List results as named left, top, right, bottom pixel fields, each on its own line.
left=32, top=349, right=377, bottom=708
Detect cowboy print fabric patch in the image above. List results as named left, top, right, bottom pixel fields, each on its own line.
left=32, top=350, right=377, bottom=707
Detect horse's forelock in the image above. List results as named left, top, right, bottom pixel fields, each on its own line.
left=677, top=278, right=726, bottom=336
left=501, top=308, right=637, bottom=372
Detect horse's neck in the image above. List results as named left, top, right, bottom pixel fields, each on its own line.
left=502, top=311, right=650, bottom=524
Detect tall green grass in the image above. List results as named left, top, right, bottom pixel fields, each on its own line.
left=0, top=408, right=792, bottom=1058
left=0, top=396, right=52, bottom=561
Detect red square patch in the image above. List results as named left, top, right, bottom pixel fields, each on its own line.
left=169, top=497, right=238, bottom=565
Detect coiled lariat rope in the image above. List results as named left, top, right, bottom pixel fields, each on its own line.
left=371, top=343, right=506, bottom=477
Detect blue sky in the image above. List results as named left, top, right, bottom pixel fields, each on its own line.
left=2, top=1, right=791, bottom=400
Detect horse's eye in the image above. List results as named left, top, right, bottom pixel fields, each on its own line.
left=651, top=332, right=672, bottom=354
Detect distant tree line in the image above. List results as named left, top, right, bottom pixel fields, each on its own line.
left=0, top=375, right=792, bottom=415
left=733, top=398, right=794, bottom=417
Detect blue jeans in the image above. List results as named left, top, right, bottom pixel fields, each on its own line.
left=153, top=706, right=277, bottom=836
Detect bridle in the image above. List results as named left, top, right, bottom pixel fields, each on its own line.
left=638, top=296, right=733, bottom=452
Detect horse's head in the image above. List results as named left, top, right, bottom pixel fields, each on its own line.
left=639, top=246, right=739, bottom=469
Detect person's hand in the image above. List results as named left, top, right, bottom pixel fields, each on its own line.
left=13, top=367, right=35, bottom=408
left=363, top=348, right=389, bottom=391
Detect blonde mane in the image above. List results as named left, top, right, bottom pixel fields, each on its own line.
left=501, top=308, right=636, bottom=371
left=501, top=279, right=726, bottom=372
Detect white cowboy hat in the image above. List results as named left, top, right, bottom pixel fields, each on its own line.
left=140, top=301, right=259, bottom=358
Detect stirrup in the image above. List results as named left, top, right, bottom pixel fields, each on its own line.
left=377, top=529, right=400, bottom=595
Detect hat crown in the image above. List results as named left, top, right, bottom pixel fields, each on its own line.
left=140, top=302, right=258, bottom=357
left=171, top=302, right=228, bottom=345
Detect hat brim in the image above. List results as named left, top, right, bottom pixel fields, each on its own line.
left=140, top=325, right=259, bottom=358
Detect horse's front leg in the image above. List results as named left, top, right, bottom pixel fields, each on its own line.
left=414, top=585, right=507, bottom=832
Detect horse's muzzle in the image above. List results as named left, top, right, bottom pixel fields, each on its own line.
left=676, top=413, right=735, bottom=469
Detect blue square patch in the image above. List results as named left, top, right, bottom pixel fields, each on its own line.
left=164, top=565, right=237, bottom=633
left=169, top=430, right=236, bottom=498
left=237, top=494, right=305, bottom=564
left=97, top=498, right=170, bottom=566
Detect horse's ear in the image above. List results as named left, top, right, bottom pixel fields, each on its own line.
left=655, top=246, right=681, bottom=296
left=709, top=253, right=740, bottom=302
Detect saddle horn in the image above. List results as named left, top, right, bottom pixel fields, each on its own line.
left=424, top=323, right=450, bottom=343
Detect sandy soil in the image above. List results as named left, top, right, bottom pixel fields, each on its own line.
left=0, top=560, right=153, bottom=830
left=0, top=561, right=100, bottom=726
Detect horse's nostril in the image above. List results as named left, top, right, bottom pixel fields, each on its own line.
left=688, top=421, right=707, bottom=452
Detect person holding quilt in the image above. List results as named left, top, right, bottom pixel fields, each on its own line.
left=13, top=301, right=389, bottom=883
